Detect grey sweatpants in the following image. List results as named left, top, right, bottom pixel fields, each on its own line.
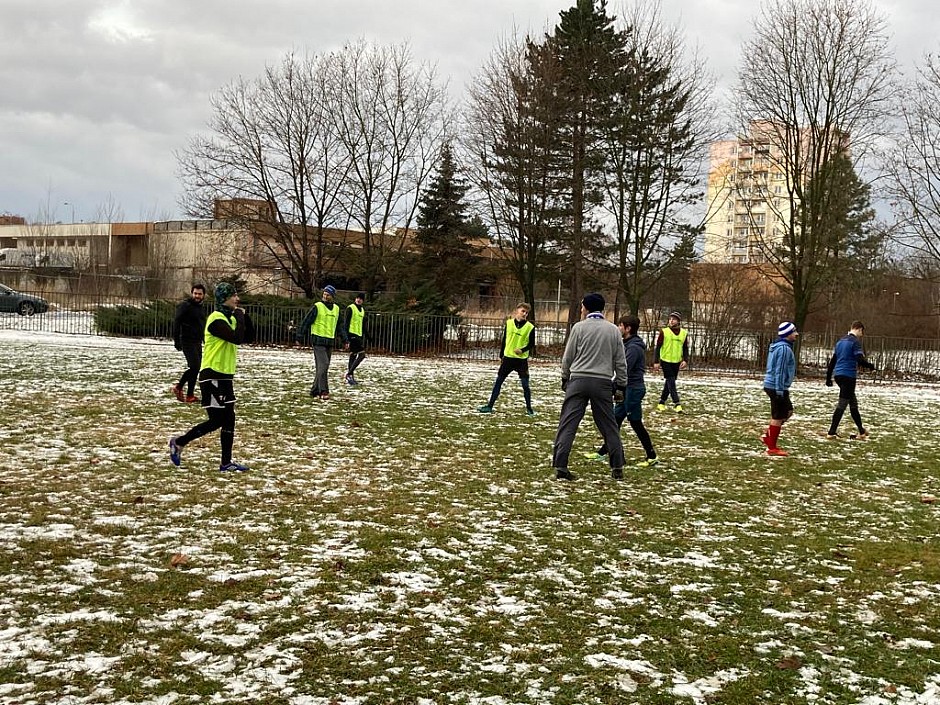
left=311, top=345, right=333, bottom=396
left=552, top=376, right=625, bottom=470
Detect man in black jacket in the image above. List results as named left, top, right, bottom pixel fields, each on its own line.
left=172, top=284, right=207, bottom=403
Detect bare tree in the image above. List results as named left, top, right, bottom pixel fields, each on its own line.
left=885, top=52, right=940, bottom=266
left=329, top=40, right=450, bottom=295
left=178, top=52, right=351, bottom=297
left=602, top=0, right=718, bottom=317
left=465, top=34, right=566, bottom=321
left=734, top=0, right=895, bottom=329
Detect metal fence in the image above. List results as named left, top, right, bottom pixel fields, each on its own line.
left=2, top=290, right=938, bottom=382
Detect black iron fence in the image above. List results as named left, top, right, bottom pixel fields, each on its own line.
left=1, top=290, right=937, bottom=382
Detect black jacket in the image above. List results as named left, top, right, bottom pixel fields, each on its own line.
left=172, top=298, right=208, bottom=350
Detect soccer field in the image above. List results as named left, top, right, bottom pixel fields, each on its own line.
left=2, top=331, right=939, bottom=705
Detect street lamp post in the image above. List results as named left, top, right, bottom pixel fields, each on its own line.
left=63, top=202, right=75, bottom=223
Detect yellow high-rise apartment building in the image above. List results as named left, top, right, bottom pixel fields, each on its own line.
left=701, top=124, right=791, bottom=264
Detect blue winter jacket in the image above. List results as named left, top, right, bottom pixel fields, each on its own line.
left=763, top=339, right=796, bottom=395
left=623, top=334, right=647, bottom=389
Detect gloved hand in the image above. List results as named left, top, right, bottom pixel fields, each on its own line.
left=561, top=378, right=568, bottom=392
left=825, top=378, right=833, bottom=387
left=613, top=389, right=624, bottom=403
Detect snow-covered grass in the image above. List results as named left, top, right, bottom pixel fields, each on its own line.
left=1, top=331, right=940, bottom=705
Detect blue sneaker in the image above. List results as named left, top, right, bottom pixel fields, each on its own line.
left=219, top=461, right=249, bottom=472
left=168, top=437, right=182, bottom=467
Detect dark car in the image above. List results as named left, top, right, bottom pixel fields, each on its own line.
left=0, top=283, right=49, bottom=316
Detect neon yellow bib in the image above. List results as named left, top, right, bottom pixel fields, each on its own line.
left=503, top=319, right=534, bottom=359
left=202, top=311, right=237, bottom=374
left=660, top=327, right=687, bottom=363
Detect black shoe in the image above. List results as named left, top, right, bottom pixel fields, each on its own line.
left=555, top=467, right=575, bottom=481
left=611, top=468, right=623, bottom=480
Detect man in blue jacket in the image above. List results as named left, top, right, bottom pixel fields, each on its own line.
left=585, top=314, right=658, bottom=468
left=762, top=321, right=798, bottom=456
left=826, top=320, right=877, bottom=440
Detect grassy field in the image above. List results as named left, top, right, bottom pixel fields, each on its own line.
left=1, top=331, right=939, bottom=705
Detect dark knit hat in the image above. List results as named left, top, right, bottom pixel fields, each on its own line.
left=669, top=311, right=682, bottom=322
left=582, top=292, right=605, bottom=313
left=323, top=285, right=336, bottom=296
left=214, top=282, right=236, bottom=307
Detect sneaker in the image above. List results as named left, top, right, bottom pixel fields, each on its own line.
left=583, top=452, right=607, bottom=462
left=320, top=393, right=330, bottom=401
left=850, top=431, right=869, bottom=440
left=218, top=461, right=249, bottom=472
left=767, top=447, right=789, bottom=456
left=526, top=409, right=536, bottom=417
left=674, top=404, right=683, bottom=413
left=826, top=433, right=840, bottom=440
left=345, top=374, right=357, bottom=386
left=636, top=457, right=659, bottom=468
left=611, top=468, right=624, bottom=480
left=185, top=395, right=198, bottom=403
left=477, top=405, right=493, bottom=413
left=657, top=403, right=667, bottom=411
left=168, top=437, right=182, bottom=467
left=172, top=384, right=184, bottom=402
left=555, top=467, right=575, bottom=481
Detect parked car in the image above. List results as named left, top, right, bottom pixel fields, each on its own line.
left=0, top=283, right=49, bottom=316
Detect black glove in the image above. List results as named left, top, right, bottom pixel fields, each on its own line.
left=613, top=389, right=624, bottom=403
left=825, top=378, right=833, bottom=387
left=561, top=378, right=568, bottom=392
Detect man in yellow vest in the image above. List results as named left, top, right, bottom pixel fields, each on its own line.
left=296, top=284, right=340, bottom=400
left=341, top=292, right=367, bottom=386
left=169, top=282, right=255, bottom=472
left=653, top=311, right=689, bottom=412
left=478, top=303, right=536, bottom=416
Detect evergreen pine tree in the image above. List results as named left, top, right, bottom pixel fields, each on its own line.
left=415, top=143, right=485, bottom=305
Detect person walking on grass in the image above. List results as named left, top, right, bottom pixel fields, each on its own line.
left=341, top=293, right=367, bottom=386
left=585, top=314, right=658, bottom=468
left=653, top=312, right=689, bottom=412
left=171, top=283, right=207, bottom=403
left=478, top=302, right=536, bottom=416
left=826, top=320, right=877, bottom=440
left=552, top=293, right=627, bottom=481
left=296, top=285, right=340, bottom=400
left=762, top=321, right=799, bottom=457
left=169, top=282, right=255, bottom=472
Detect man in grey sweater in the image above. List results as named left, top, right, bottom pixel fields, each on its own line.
left=552, top=293, right=628, bottom=480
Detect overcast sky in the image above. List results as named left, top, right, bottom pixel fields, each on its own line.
left=1, top=0, right=935, bottom=224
